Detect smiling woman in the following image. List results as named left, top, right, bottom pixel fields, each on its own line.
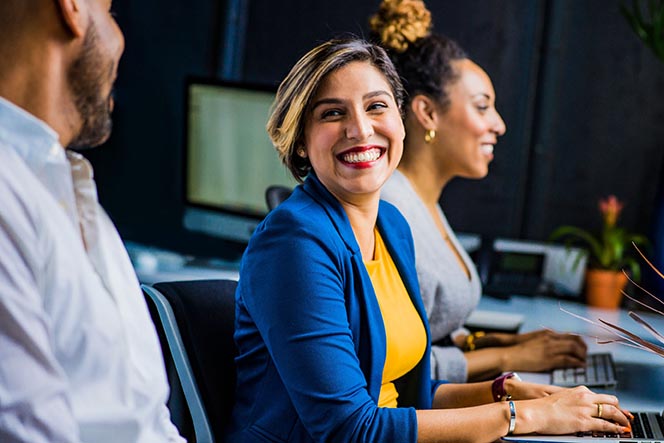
left=228, top=37, right=630, bottom=443
left=374, top=0, right=588, bottom=384
left=302, top=61, right=404, bottom=235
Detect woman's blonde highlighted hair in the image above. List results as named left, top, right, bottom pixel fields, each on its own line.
left=267, top=38, right=404, bottom=182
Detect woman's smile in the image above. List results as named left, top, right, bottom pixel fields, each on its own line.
left=336, top=145, right=386, bottom=168
left=303, top=60, right=405, bottom=204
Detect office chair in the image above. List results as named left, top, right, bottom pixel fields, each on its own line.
left=142, top=279, right=238, bottom=443
left=265, top=185, right=292, bottom=211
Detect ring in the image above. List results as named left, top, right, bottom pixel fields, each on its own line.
left=596, top=403, right=603, bottom=418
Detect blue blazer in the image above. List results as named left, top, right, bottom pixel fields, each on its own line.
left=228, top=174, right=444, bottom=443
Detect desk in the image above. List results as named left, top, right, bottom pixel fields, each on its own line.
left=477, top=295, right=664, bottom=411
left=125, top=242, right=240, bottom=284
left=135, top=265, right=239, bottom=285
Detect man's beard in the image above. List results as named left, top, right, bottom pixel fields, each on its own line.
left=67, top=20, right=115, bottom=150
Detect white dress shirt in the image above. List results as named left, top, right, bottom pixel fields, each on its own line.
left=0, top=97, right=185, bottom=443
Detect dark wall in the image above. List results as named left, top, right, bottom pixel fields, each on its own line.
left=87, top=0, right=664, bottom=263
left=522, top=0, right=664, bottom=240
left=84, top=0, right=248, bottom=259
left=423, top=0, right=547, bottom=239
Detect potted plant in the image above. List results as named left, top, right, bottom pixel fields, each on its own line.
left=549, top=195, right=650, bottom=309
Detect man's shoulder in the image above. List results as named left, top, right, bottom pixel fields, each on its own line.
left=0, top=145, right=64, bottom=254
left=0, top=146, right=40, bottom=219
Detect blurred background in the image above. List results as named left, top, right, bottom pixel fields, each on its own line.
left=84, top=0, right=664, bottom=293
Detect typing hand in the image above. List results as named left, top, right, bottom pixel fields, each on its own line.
left=504, top=330, right=587, bottom=372
left=515, top=386, right=631, bottom=435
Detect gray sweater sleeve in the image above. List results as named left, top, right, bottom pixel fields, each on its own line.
left=382, top=171, right=482, bottom=382
left=430, top=344, right=468, bottom=382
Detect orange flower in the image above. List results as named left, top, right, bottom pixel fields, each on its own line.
left=598, top=195, right=624, bottom=228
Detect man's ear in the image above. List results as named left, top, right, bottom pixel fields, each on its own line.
left=55, top=0, right=85, bottom=38
left=410, top=94, right=440, bottom=131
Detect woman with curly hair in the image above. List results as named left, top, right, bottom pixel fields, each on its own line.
left=227, top=36, right=630, bottom=443
left=372, top=0, right=588, bottom=383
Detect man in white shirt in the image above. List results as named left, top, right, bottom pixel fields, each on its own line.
left=0, top=0, right=185, bottom=442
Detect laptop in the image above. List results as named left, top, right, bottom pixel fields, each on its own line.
left=503, top=409, right=664, bottom=442
left=506, top=355, right=662, bottom=442
left=505, top=350, right=664, bottom=442
left=551, top=352, right=618, bottom=388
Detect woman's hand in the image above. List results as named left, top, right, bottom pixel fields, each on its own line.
left=505, top=378, right=564, bottom=400
left=516, top=386, right=632, bottom=436
left=513, top=329, right=584, bottom=345
left=502, top=330, right=587, bottom=372
left=477, top=329, right=584, bottom=347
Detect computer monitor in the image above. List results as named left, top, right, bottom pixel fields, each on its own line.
left=183, top=78, right=298, bottom=243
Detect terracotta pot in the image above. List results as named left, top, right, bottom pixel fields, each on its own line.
left=584, top=269, right=629, bottom=309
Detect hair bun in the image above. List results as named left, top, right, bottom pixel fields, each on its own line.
left=369, top=0, right=432, bottom=53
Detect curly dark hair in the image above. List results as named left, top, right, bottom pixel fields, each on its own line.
left=388, top=35, right=467, bottom=112
left=370, top=0, right=467, bottom=111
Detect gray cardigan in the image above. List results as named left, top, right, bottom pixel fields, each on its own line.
left=381, top=170, right=482, bottom=382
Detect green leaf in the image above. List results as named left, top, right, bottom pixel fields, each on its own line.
left=609, top=228, right=626, bottom=261
left=621, top=0, right=650, bottom=39
left=634, top=0, right=646, bottom=26
left=549, top=225, right=604, bottom=266
left=621, top=0, right=664, bottom=62
left=635, top=0, right=651, bottom=37
left=621, top=256, right=642, bottom=282
left=551, top=221, right=650, bottom=272
left=571, top=248, right=589, bottom=271
left=651, top=3, right=664, bottom=59
left=626, top=233, right=650, bottom=246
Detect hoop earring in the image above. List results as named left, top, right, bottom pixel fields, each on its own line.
left=424, top=129, right=436, bottom=143
left=296, top=147, right=307, bottom=158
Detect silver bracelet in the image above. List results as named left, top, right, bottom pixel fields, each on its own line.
left=507, top=401, right=517, bottom=435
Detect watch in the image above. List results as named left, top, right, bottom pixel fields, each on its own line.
left=492, top=372, right=521, bottom=402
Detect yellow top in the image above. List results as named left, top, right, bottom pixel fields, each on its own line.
left=364, top=229, right=427, bottom=407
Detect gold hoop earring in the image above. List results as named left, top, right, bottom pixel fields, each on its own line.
left=424, top=129, right=436, bottom=143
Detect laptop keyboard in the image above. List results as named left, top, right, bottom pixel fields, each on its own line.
left=574, top=411, right=664, bottom=440
left=551, top=352, right=617, bottom=388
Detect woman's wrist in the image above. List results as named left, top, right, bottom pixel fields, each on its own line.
left=499, top=400, right=522, bottom=437
left=492, top=372, right=521, bottom=402
left=510, top=400, right=536, bottom=435
left=504, top=375, right=521, bottom=399
left=463, top=331, right=486, bottom=351
left=507, top=400, right=517, bottom=435
left=498, top=344, right=516, bottom=372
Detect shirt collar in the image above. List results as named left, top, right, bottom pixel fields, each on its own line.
left=0, top=96, right=65, bottom=169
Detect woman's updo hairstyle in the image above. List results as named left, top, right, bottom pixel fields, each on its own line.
left=370, top=0, right=467, bottom=112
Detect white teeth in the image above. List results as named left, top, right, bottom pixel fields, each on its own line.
left=342, top=149, right=381, bottom=163
left=480, top=145, right=494, bottom=155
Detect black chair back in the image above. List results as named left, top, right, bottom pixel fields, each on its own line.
left=148, top=279, right=238, bottom=442
left=265, top=185, right=293, bottom=211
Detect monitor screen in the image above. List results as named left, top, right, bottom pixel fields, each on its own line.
left=183, top=79, right=298, bottom=243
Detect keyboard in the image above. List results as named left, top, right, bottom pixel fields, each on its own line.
left=574, top=411, right=664, bottom=439
left=551, top=352, right=617, bottom=388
